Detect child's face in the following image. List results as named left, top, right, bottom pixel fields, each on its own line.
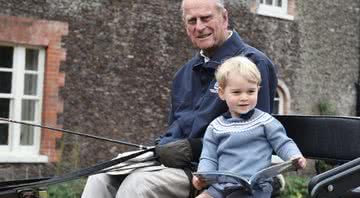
left=218, top=74, right=259, bottom=118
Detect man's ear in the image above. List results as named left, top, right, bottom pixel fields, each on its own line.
left=222, top=9, right=229, bottom=29
left=218, top=87, right=225, bottom=101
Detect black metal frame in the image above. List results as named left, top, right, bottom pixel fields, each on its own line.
left=308, top=157, right=360, bottom=198
left=275, top=115, right=360, bottom=198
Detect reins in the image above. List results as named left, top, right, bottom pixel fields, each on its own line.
left=0, top=117, right=151, bottom=150
left=0, top=117, right=157, bottom=196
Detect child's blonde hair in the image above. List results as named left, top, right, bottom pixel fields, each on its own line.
left=215, top=56, right=261, bottom=88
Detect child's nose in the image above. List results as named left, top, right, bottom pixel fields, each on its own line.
left=240, top=94, right=248, bottom=101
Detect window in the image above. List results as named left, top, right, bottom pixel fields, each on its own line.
left=257, top=0, right=294, bottom=20
left=272, top=92, right=280, bottom=114
left=0, top=44, right=46, bottom=162
left=0, top=16, right=68, bottom=163
left=272, top=80, right=291, bottom=115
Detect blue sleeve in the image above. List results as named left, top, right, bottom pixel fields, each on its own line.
left=265, top=118, right=302, bottom=160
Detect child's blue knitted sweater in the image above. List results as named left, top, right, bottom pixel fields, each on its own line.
left=198, top=108, right=302, bottom=181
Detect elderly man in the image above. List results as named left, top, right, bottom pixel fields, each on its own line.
left=81, top=0, right=277, bottom=197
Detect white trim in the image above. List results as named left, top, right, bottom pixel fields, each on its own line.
left=0, top=93, right=12, bottom=98
left=0, top=68, right=13, bottom=72
left=12, top=46, right=25, bottom=151
left=257, top=0, right=294, bottom=20
left=0, top=152, right=48, bottom=163
left=257, top=9, right=294, bottom=20
left=276, top=80, right=291, bottom=115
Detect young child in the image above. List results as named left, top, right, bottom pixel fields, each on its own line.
left=192, top=56, right=306, bottom=198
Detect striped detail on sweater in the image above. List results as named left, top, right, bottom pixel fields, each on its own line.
left=211, top=109, right=274, bottom=134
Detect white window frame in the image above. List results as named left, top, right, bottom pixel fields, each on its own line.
left=272, top=92, right=280, bottom=114
left=0, top=44, right=48, bottom=163
left=273, top=80, right=291, bottom=115
left=257, top=0, right=294, bottom=20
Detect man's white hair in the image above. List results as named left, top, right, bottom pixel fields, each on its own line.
left=181, top=0, right=225, bottom=15
left=215, top=0, right=225, bottom=9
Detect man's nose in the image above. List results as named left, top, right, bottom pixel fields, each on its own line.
left=195, top=20, right=206, bottom=31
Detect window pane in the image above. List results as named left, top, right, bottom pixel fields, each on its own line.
left=0, top=124, right=9, bottom=145
left=273, top=99, right=279, bottom=114
left=20, top=125, right=34, bottom=145
left=0, top=72, right=12, bottom=93
left=0, top=99, right=10, bottom=118
left=22, top=93, right=37, bottom=146
left=265, top=0, right=273, bottom=5
left=275, top=0, right=282, bottom=7
left=22, top=99, right=36, bottom=121
left=0, top=46, right=13, bottom=68
left=25, top=49, right=39, bottom=71
left=24, top=74, right=38, bottom=95
left=272, top=92, right=280, bottom=114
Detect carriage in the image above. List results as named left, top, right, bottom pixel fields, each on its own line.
left=0, top=114, right=359, bottom=198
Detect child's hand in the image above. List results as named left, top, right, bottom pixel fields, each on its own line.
left=291, top=155, right=307, bottom=170
left=192, top=175, right=207, bottom=190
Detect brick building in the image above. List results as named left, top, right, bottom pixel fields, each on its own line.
left=0, top=0, right=359, bottom=180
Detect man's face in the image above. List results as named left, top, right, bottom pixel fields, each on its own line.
left=182, top=0, right=229, bottom=55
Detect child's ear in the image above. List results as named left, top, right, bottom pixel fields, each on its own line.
left=218, top=87, right=225, bottom=101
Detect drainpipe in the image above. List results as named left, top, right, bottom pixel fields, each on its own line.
left=357, top=47, right=360, bottom=116
left=358, top=38, right=360, bottom=116
left=357, top=83, right=360, bottom=116
left=358, top=31, right=360, bottom=116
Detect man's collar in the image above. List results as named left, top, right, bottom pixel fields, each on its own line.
left=199, top=50, right=210, bottom=63
left=199, top=31, right=234, bottom=63
left=209, top=31, right=244, bottom=64
left=194, top=31, right=246, bottom=70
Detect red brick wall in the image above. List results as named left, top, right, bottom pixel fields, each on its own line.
left=0, top=15, right=68, bottom=162
left=288, top=0, right=296, bottom=16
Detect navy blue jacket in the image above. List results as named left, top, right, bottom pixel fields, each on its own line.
left=159, top=32, right=277, bottom=145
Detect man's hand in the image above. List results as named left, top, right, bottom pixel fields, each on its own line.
left=192, top=175, right=207, bottom=190
left=155, top=139, right=193, bottom=168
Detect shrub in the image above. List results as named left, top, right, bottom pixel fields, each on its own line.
left=279, top=175, right=309, bottom=198
left=47, top=179, right=86, bottom=198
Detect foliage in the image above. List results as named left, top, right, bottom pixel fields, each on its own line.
left=315, top=160, right=336, bottom=174
left=318, top=101, right=336, bottom=115
left=47, top=179, right=86, bottom=198
left=279, top=175, right=309, bottom=198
